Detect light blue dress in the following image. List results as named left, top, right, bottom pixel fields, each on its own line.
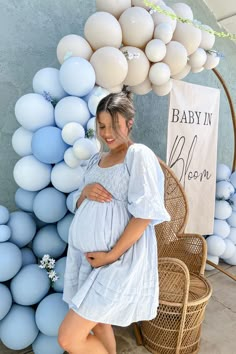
left=63, top=143, right=170, bottom=326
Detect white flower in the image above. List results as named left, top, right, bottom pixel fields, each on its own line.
left=42, top=254, right=50, bottom=262
left=48, top=259, right=56, bottom=269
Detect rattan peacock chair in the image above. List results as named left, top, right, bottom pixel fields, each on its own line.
left=133, top=158, right=212, bottom=354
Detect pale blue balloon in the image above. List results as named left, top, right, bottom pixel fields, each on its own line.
left=55, top=96, right=91, bottom=128
left=0, top=242, right=22, bottom=281
left=15, top=188, right=37, bottom=212
left=53, top=257, right=66, bottom=293
left=35, top=293, right=68, bottom=336
left=32, top=126, right=68, bottom=164
left=0, top=284, right=12, bottom=320
left=0, top=205, right=9, bottom=224
left=32, top=225, right=67, bottom=259
left=8, top=211, right=36, bottom=248
left=57, top=213, right=73, bottom=243
left=10, top=264, right=50, bottom=306
left=0, top=304, right=38, bottom=350
left=227, top=211, right=236, bottom=227
left=88, top=87, right=109, bottom=116
left=0, top=225, right=11, bottom=242
left=230, top=193, right=236, bottom=212
left=33, top=67, right=67, bottom=101
left=33, top=187, right=67, bottom=223
left=66, top=192, right=74, bottom=213
left=21, top=247, right=37, bottom=266
left=230, top=171, right=236, bottom=189
left=87, top=116, right=96, bottom=132
left=82, top=85, right=99, bottom=103
left=32, top=333, right=64, bottom=354
left=59, top=56, right=96, bottom=97
left=14, top=93, right=54, bottom=132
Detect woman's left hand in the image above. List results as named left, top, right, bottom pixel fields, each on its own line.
left=85, top=251, right=114, bottom=268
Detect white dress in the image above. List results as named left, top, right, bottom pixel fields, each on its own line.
left=63, top=143, right=170, bottom=326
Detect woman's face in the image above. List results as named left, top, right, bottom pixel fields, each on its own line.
left=97, top=111, right=129, bottom=150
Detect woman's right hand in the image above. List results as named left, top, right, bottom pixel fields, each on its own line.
left=82, top=183, right=112, bottom=203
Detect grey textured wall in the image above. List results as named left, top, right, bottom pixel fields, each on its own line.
left=0, top=0, right=235, bottom=210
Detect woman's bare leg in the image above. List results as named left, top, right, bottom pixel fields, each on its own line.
left=58, top=309, right=108, bottom=354
left=93, top=323, right=116, bottom=354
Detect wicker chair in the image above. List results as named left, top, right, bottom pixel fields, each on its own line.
left=133, top=159, right=212, bottom=354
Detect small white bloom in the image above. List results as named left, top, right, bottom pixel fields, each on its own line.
left=48, top=270, right=57, bottom=279
left=42, top=254, right=50, bottom=262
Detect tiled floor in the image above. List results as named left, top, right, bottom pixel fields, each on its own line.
left=1, top=263, right=236, bottom=354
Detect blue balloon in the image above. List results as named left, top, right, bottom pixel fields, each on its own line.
left=53, top=257, right=66, bottom=292
left=35, top=293, right=68, bottom=336
left=59, top=57, right=95, bottom=97
left=33, top=187, right=67, bottom=223
left=66, top=191, right=76, bottom=214
left=0, top=304, right=38, bottom=350
left=15, top=188, right=37, bottom=212
left=32, top=126, right=68, bottom=164
left=0, top=284, right=12, bottom=321
left=21, top=247, right=37, bottom=266
left=10, top=264, right=50, bottom=306
left=32, top=225, right=67, bottom=259
left=32, top=333, right=64, bottom=354
left=0, top=205, right=9, bottom=224
left=8, top=211, right=36, bottom=248
left=57, top=213, right=74, bottom=243
left=0, top=242, right=22, bottom=282
left=0, top=225, right=11, bottom=242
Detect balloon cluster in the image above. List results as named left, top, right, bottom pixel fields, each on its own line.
left=55, top=0, right=221, bottom=97
left=205, top=164, right=236, bottom=270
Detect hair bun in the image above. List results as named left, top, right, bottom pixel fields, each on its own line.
left=122, top=85, right=133, bottom=100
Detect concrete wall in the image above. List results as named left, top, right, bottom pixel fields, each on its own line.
left=0, top=0, right=235, bottom=209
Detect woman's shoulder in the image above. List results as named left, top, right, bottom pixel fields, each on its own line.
left=127, top=143, right=156, bottom=160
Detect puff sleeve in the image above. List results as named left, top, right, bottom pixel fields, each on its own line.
left=126, top=144, right=170, bottom=225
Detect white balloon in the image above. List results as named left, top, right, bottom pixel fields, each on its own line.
left=206, top=235, right=226, bottom=257
left=87, top=117, right=96, bottom=132
left=13, top=156, right=51, bottom=192
left=108, top=85, right=123, bottom=93
left=130, top=77, right=152, bottom=95
left=224, top=246, right=236, bottom=265
left=84, top=12, right=122, bottom=50
left=73, top=138, right=98, bottom=160
left=90, top=47, right=128, bottom=89
left=216, top=181, right=235, bottom=200
left=131, top=0, right=166, bottom=10
left=171, top=64, right=191, bottom=80
left=214, top=200, right=232, bottom=220
left=189, top=48, right=207, bottom=69
left=120, top=46, right=150, bottom=86
left=205, top=254, right=219, bottom=271
left=171, top=3, right=193, bottom=20
left=173, top=22, right=202, bottom=55
left=216, top=164, right=231, bottom=182
left=64, top=148, right=81, bottom=168
left=200, top=25, right=215, bottom=50
left=96, top=0, right=131, bottom=18
left=62, top=122, right=85, bottom=145
left=152, top=79, right=173, bottom=96
left=149, top=62, right=170, bottom=86
left=51, top=162, right=84, bottom=193
left=151, top=5, right=176, bottom=31
left=145, top=39, right=166, bottom=62
left=119, top=7, right=154, bottom=48
left=204, top=52, right=220, bottom=70
left=228, top=227, right=236, bottom=244
left=12, top=127, right=33, bottom=157
left=221, top=239, right=235, bottom=260
left=213, top=219, right=230, bottom=239
left=191, top=67, right=204, bottom=73
left=88, top=87, right=110, bottom=116
left=154, top=23, right=173, bottom=44
left=57, top=34, right=93, bottom=64
left=163, top=41, right=187, bottom=75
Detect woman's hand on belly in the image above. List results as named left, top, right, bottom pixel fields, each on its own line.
left=85, top=251, right=114, bottom=268
left=77, top=183, right=112, bottom=207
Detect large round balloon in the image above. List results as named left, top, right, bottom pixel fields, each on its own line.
left=51, top=162, right=84, bottom=193
left=200, top=25, right=215, bottom=50
left=0, top=304, right=38, bottom=350
left=130, top=77, right=152, bottom=95
left=32, top=126, right=68, bottom=164
left=214, top=200, right=232, bottom=220
left=119, top=7, right=154, bottom=48
left=213, top=219, right=230, bottom=239
left=57, top=34, right=93, bottom=64
left=163, top=41, right=188, bottom=76
left=12, top=127, right=33, bottom=157
left=96, top=0, right=131, bottom=18
left=154, top=23, right=173, bottom=44
left=120, top=46, right=150, bottom=86
left=0, top=284, right=12, bottom=320
left=84, top=12, right=122, bottom=50
left=53, top=257, right=67, bottom=292
left=35, top=293, right=68, bottom=336
left=8, top=211, right=36, bottom=248
left=32, top=225, right=67, bottom=259
left=206, top=235, right=226, bottom=257
left=33, top=187, right=67, bottom=223
left=32, top=333, right=64, bottom=354
left=0, top=225, right=11, bottom=242
left=33, top=67, right=67, bottom=101
left=149, top=62, right=170, bottom=86
left=59, top=56, right=96, bottom=97
left=57, top=213, right=74, bottom=243
left=15, top=93, right=54, bottom=132
left=13, top=155, right=52, bottom=192
left=0, top=205, right=10, bottom=224
left=55, top=96, right=91, bottom=128
left=216, top=164, right=231, bottom=182
left=172, top=22, right=202, bottom=55
left=15, top=188, right=37, bottom=212
left=73, top=138, right=98, bottom=160
left=151, top=4, right=177, bottom=31
left=10, top=264, right=50, bottom=305
left=21, top=247, right=37, bottom=266
left=62, top=122, right=85, bottom=145
left=0, top=242, right=22, bottom=282
left=88, top=86, right=110, bottom=116
left=90, top=47, right=128, bottom=88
